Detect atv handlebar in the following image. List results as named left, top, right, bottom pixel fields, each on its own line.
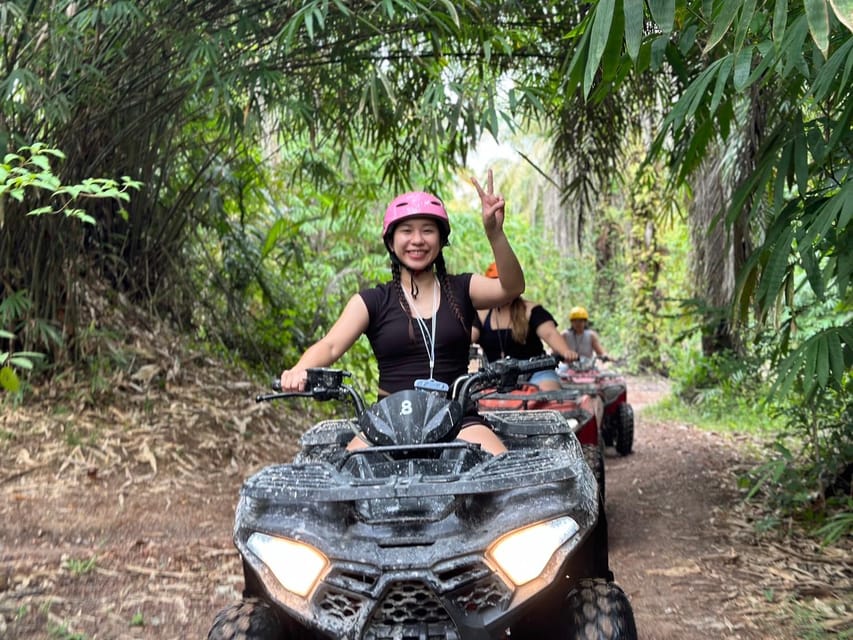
left=455, top=354, right=560, bottom=402
left=257, top=368, right=367, bottom=415
left=258, top=355, right=560, bottom=417
left=558, top=354, right=626, bottom=374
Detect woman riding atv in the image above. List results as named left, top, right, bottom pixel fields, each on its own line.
left=279, top=170, right=524, bottom=455
left=562, top=305, right=610, bottom=360
left=472, top=262, right=578, bottom=391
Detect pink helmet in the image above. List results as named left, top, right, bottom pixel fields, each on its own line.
left=382, top=191, right=450, bottom=242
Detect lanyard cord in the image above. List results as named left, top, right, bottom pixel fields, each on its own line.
left=404, top=276, right=439, bottom=379
left=491, top=307, right=507, bottom=359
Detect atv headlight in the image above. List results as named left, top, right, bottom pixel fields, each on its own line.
left=486, top=516, right=579, bottom=586
left=247, top=532, right=328, bottom=597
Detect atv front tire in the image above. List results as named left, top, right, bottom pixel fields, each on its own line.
left=208, top=598, right=312, bottom=640
left=566, top=578, right=637, bottom=639
left=614, top=403, right=634, bottom=456
left=510, top=577, right=636, bottom=639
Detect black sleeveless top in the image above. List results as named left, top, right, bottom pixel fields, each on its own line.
left=477, top=304, right=556, bottom=361
left=359, top=274, right=475, bottom=394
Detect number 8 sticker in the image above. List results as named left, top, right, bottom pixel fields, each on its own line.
left=400, top=400, right=413, bottom=415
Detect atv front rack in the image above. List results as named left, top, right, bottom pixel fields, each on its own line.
left=241, top=446, right=583, bottom=503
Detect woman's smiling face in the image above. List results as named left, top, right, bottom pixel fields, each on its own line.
left=391, top=217, right=442, bottom=269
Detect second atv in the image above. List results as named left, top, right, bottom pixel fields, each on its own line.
left=559, top=355, right=635, bottom=456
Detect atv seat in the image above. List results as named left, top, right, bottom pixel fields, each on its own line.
left=478, top=388, right=583, bottom=405
left=485, top=409, right=575, bottom=437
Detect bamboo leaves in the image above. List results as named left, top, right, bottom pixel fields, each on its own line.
left=774, top=0, right=790, bottom=43
left=585, top=0, right=616, bottom=97
left=773, top=328, right=853, bottom=399
left=0, top=328, right=45, bottom=393
left=805, top=0, right=831, bottom=56
left=647, top=0, right=675, bottom=33
left=705, top=0, right=742, bottom=53
left=829, top=0, right=853, bottom=31
left=624, top=0, right=644, bottom=61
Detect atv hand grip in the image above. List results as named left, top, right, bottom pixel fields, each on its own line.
left=271, top=378, right=282, bottom=391
left=516, top=355, right=559, bottom=373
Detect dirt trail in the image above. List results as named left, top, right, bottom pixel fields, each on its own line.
left=606, top=376, right=783, bottom=639
left=0, top=370, right=846, bottom=639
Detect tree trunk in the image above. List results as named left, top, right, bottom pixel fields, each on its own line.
left=629, top=188, right=663, bottom=373
left=688, top=153, right=737, bottom=356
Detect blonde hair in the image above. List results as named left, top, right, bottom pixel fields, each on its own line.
left=507, top=297, right=528, bottom=344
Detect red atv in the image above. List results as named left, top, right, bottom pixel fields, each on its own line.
left=558, top=356, right=634, bottom=457
left=473, top=364, right=607, bottom=502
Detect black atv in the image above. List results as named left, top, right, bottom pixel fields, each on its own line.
left=209, top=356, right=636, bottom=640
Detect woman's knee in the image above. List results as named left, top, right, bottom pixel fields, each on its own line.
left=458, top=424, right=507, bottom=455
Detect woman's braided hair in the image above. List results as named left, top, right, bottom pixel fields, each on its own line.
left=390, top=251, right=469, bottom=341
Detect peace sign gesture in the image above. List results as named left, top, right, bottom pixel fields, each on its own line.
left=471, top=169, right=505, bottom=239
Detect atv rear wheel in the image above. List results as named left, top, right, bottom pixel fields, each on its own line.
left=208, top=598, right=312, bottom=640
left=614, top=403, right=634, bottom=456
left=582, top=444, right=605, bottom=504
left=565, top=578, right=637, bottom=639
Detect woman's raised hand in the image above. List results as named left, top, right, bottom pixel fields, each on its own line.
left=471, top=169, right=505, bottom=238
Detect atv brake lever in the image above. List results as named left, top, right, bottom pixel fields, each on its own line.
left=256, top=390, right=314, bottom=403
left=257, top=376, right=311, bottom=402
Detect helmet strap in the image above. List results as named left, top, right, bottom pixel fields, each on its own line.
left=387, top=249, right=436, bottom=299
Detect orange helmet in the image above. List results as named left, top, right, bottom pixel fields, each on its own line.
left=484, top=262, right=499, bottom=278
left=569, top=306, right=589, bottom=321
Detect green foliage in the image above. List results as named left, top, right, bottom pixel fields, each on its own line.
left=185, top=143, right=391, bottom=384
left=0, top=141, right=139, bottom=370
left=0, top=328, right=45, bottom=393
left=0, top=143, right=140, bottom=224
left=0, top=290, right=50, bottom=393
left=3, top=1, right=844, bottom=404
left=643, top=2, right=852, bottom=404
left=786, top=595, right=853, bottom=640
left=62, top=556, right=98, bottom=576
left=650, top=346, right=787, bottom=433
left=47, top=622, right=88, bottom=640
left=651, top=338, right=851, bottom=543
left=815, top=499, right=853, bottom=545
left=737, top=378, right=852, bottom=539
